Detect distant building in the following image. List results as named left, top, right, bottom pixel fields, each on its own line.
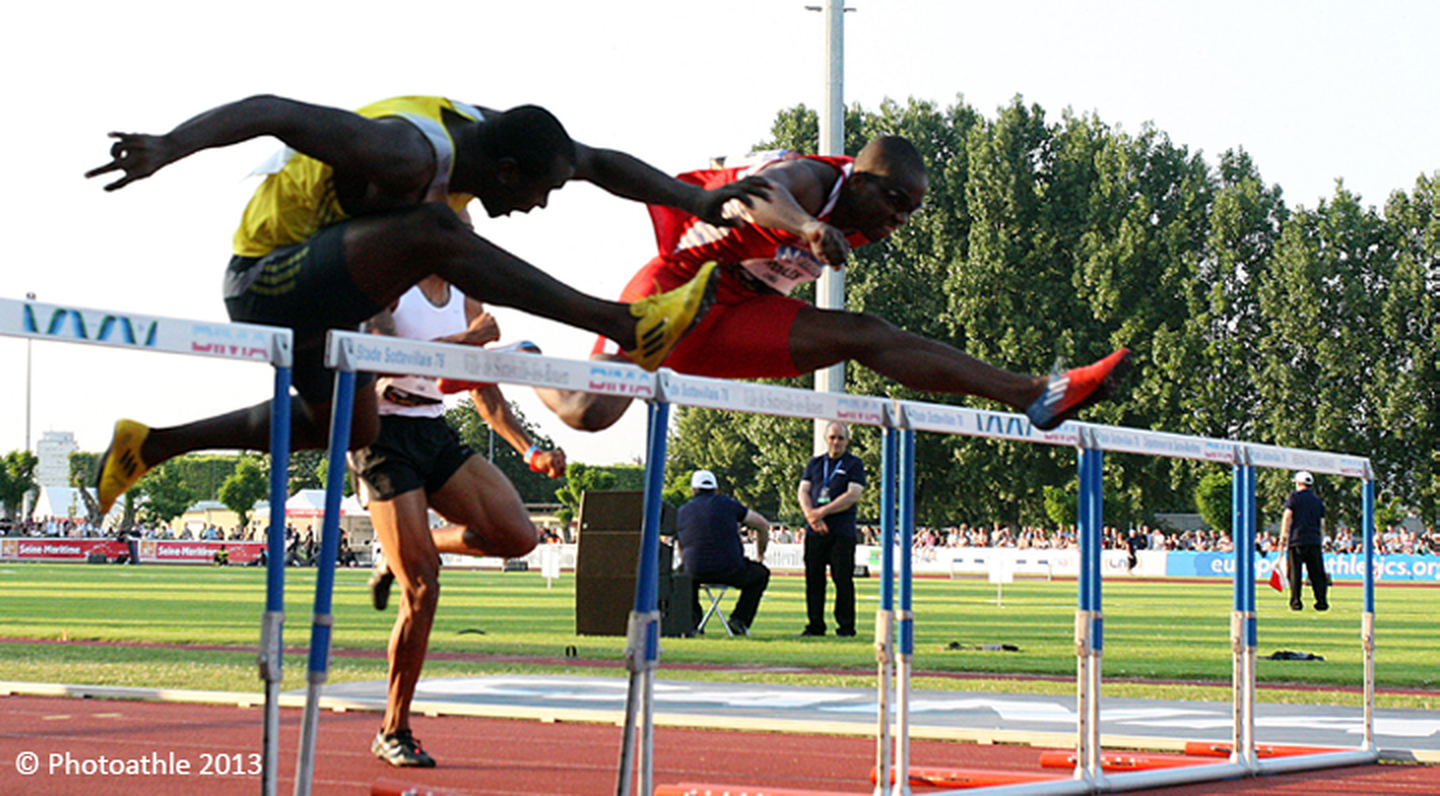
left=35, top=431, right=78, bottom=488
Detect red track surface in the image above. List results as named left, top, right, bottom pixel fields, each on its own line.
left=1, top=694, right=1435, bottom=795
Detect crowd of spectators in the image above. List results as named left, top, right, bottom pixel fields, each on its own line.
left=751, top=521, right=1439, bottom=557
left=3, top=515, right=1436, bottom=559
left=0, top=516, right=262, bottom=541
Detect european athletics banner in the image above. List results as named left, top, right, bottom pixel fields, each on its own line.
left=1167, top=550, right=1440, bottom=583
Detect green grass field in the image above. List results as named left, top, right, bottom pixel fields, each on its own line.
left=1, top=563, right=1435, bottom=709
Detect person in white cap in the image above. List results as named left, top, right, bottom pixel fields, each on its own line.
left=1278, top=471, right=1329, bottom=611
left=674, top=469, right=771, bottom=635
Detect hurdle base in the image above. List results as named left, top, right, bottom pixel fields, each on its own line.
left=657, top=783, right=873, bottom=796
left=373, top=778, right=466, bottom=796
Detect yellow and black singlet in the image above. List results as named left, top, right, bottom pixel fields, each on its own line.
left=231, top=96, right=483, bottom=258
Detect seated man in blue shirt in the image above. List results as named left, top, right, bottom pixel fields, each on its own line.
left=674, top=469, right=771, bottom=636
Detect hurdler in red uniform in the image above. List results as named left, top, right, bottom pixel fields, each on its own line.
left=546, top=136, right=1131, bottom=432
left=595, top=152, right=865, bottom=379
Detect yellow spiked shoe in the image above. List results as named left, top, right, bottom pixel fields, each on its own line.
left=95, top=419, right=152, bottom=514
left=624, top=261, right=719, bottom=371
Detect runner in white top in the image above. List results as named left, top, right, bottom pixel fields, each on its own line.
left=350, top=266, right=565, bottom=768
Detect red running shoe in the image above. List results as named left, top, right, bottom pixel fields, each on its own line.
left=1025, top=348, right=1132, bottom=431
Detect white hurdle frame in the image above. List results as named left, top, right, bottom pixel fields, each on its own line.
left=319, top=328, right=1380, bottom=796
left=894, top=403, right=1379, bottom=794
left=0, top=297, right=294, bottom=796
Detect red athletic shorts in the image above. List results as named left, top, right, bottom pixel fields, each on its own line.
left=592, top=257, right=806, bottom=379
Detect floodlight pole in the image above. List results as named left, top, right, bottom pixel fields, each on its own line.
left=25, top=292, right=34, bottom=452
left=810, top=0, right=851, bottom=452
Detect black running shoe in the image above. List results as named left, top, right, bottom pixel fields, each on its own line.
left=372, top=729, right=435, bottom=768
left=369, top=561, right=394, bottom=612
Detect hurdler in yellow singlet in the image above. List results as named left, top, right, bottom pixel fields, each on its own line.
left=232, top=96, right=483, bottom=258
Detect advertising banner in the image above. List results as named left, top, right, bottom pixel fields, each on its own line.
left=0, top=537, right=266, bottom=565
left=1166, top=550, right=1440, bottom=583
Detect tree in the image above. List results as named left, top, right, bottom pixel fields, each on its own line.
left=1043, top=483, right=1078, bottom=529
left=167, top=454, right=239, bottom=501
left=663, top=95, right=1436, bottom=531
left=553, top=463, right=646, bottom=527
left=288, top=449, right=324, bottom=493
left=69, top=451, right=100, bottom=488
left=444, top=397, right=560, bottom=504
left=218, top=455, right=269, bottom=530
left=1254, top=185, right=1398, bottom=527
left=1194, top=470, right=1233, bottom=534
left=0, top=450, right=38, bottom=519
left=311, top=450, right=354, bottom=497
left=1373, top=173, right=1439, bottom=523
left=134, top=462, right=199, bottom=527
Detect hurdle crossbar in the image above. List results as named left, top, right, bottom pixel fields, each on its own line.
left=321, top=330, right=1379, bottom=796
left=1, top=297, right=294, bottom=796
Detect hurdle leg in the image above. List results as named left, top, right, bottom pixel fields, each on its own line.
left=293, top=368, right=356, bottom=796
left=1361, top=476, right=1377, bottom=752
left=873, top=427, right=897, bottom=796
left=1074, top=442, right=1105, bottom=786
left=259, top=363, right=292, bottom=796
left=891, top=429, right=915, bottom=796
left=1230, top=458, right=1258, bottom=772
left=615, top=399, right=668, bottom=796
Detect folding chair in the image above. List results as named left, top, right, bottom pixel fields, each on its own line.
left=696, top=583, right=733, bottom=636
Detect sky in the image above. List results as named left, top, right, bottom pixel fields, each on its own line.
left=1, top=0, right=1436, bottom=469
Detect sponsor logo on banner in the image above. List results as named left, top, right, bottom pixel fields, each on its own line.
left=1338, top=457, right=1369, bottom=477
left=1202, top=442, right=1235, bottom=462
left=24, top=304, right=159, bottom=347
left=0, top=538, right=264, bottom=564
left=835, top=396, right=885, bottom=425
left=980, top=412, right=1030, bottom=439
left=588, top=364, right=652, bottom=396
left=2, top=538, right=126, bottom=560
left=190, top=323, right=271, bottom=360
left=1167, top=551, right=1440, bottom=583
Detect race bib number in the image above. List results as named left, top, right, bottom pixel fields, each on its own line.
left=738, top=244, right=825, bottom=296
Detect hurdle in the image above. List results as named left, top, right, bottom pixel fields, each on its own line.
left=317, top=329, right=896, bottom=796
left=887, top=404, right=1380, bottom=794
left=315, top=327, right=1382, bottom=796
left=0, top=296, right=294, bottom=796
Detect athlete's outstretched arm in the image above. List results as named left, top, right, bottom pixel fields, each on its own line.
left=727, top=158, right=851, bottom=267
left=572, top=143, right=771, bottom=228
left=86, top=94, right=432, bottom=194
left=459, top=299, right=566, bottom=479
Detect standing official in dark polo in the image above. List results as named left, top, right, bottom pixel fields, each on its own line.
left=675, top=469, right=771, bottom=635
left=797, top=421, right=866, bottom=637
left=1279, top=470, right=1329, bottom=611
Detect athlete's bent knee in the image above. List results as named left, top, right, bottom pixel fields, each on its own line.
left=463, top=523, right=538, bottom=560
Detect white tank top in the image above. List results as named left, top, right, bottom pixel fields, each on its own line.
left=378, top=284, right=467, bottom=418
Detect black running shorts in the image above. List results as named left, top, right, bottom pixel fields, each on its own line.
left=349, top=415, right=476, bottom=502
left=224, top=221, right=381, bottom=402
